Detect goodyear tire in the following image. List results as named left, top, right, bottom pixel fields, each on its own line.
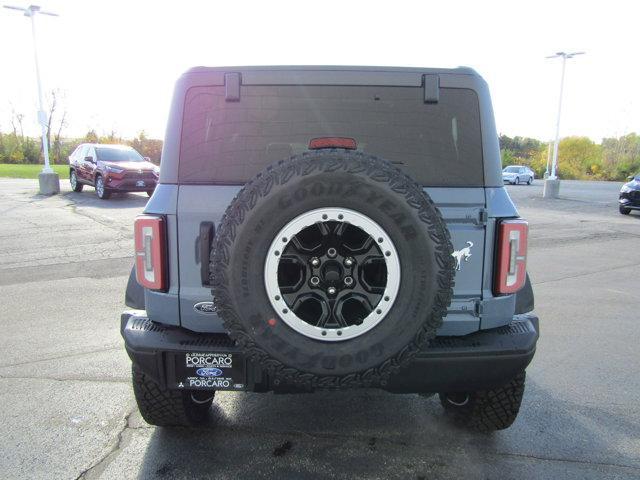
left=211, top=151, right=454, bottom=388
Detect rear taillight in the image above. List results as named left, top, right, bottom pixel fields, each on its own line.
left=494, top=219, right=528, bottom=295
left=134, top=215, right=167, bottom=291
left=309, top=137, right=357, bottom=150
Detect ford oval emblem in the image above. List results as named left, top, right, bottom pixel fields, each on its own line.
left=196, top=367, right=223, bottom=377
left=194, top=302, right=216, bottom=314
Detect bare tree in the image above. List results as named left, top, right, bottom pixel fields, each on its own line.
left=9, top=104, right=24, bottom=141
left=42, top=90, right=68, bottom=163
left=53, top=109, right=67, bottom=163
left=45, top=90, right=58, bottom=154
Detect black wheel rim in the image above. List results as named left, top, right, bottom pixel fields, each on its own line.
left=265, top=208, right=400, bottom=342
left=278, top=220, right=387, bottom=330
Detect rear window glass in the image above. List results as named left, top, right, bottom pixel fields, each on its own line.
left=179, top=85, right=483, bottom=185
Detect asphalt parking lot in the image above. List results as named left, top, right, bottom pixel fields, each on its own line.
left=1, top=178, right=639, bottom=479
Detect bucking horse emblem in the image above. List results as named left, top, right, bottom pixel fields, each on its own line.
left=452, top=241, right=473, bottom=271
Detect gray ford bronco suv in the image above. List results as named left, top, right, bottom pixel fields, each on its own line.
left=122, top=66, right=537, bottom=432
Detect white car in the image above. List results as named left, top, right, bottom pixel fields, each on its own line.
left=503, top=166, right=534, bottom=185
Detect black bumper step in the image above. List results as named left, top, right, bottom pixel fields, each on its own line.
left=121, top=312, right=538, bottom=394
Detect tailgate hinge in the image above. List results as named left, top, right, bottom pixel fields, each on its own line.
left=476, top=208, right=488, bottom=226
left=475, top=300, right=485, bottom=317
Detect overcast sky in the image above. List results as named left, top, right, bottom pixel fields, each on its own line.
left=0, top=0, right=637, bottom=142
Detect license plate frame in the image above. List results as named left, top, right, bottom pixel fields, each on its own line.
left=172, top=352, right=246, bottom=391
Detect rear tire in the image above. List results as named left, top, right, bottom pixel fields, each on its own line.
left=527, top=176, right=533, bottom=185
left=70, top=170, right=83, bottom=192
left=95, top=175, right=111, bottom=199
left=131, top=364, right=214, bottom=427
left=439, top=371, right=526, bottom=432
left=619, top=205, right=631, bottom=215
left=146, top=189, right=154, bottom=197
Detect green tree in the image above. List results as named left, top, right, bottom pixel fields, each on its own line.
left=83, top=130, right=99, bottom=143
left=555, top=137, right=602, bottom=179
left=501, top=149, right=517, bottom=167
left=130, top=131, right=162, bottom=163
left=602, top=133, right=640, bottom=179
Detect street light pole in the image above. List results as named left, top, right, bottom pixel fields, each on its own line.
left=28, top=5, right=52, bottom=173
left=3, top=4, right=60, bottom=194
left=544, top=140, right=552, bottom=178
left=543, top=51, right=585, bottom=198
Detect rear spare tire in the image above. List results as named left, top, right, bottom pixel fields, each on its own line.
left=211, top=151, right=454, bottom=388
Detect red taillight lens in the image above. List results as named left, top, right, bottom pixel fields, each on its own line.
left=494, top=219, right=528, bottom=295
left=309, top=137, right=357, bottom=150
left=134, top=215, right=167, bottom=291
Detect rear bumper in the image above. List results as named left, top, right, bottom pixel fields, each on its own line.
left=121, top=312, right=538, bottom=394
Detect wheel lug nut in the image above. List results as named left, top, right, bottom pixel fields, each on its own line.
left=327, top=248, right=337, bottom=258
left=327, top=286, right=337, bottom=295
left=344, top=257, right=354, bottom=267
left=344, top=276, right=353, bottom=286
left=310, top=276, right=320, bottom=286
left=310, top=257, right=320, bottom=267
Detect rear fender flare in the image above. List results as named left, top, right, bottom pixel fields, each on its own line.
left=514, top=273, right=534, bottom=314
left=125, top=264, right=145, bottom=310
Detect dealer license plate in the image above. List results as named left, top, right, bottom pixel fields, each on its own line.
left=136, top=180, right=145, bottom=187
left=174, top=352, right=246, bottom=390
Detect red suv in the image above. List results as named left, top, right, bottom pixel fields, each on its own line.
left=68, top=143, right=159, bottom=199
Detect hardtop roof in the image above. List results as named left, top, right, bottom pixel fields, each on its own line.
left=183, top=65, right=479, bottom=77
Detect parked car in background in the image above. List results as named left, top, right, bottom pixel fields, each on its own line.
left=619, top=173, right=640, bottom=214
left=502, top=166, right=534, bottom=185
left=68, top=144, right=159, bottom=199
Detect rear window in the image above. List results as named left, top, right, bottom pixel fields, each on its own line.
left=179, top=85, right=483, bottom=185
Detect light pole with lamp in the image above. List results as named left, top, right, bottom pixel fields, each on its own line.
left=543, top=51, right=585, bottom=198
left=3, top=4, right=60, bottom=195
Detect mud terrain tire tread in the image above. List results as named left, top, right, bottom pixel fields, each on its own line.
left=439, top=371, right=526, bottom=432
left=131, top=364, right=213, bottom=427
left=211, top=150, right=455, bottom=389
